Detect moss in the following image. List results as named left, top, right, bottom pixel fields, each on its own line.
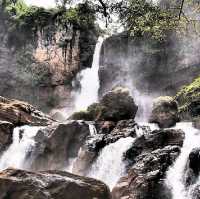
left=175, top=76, right=200, bottom=119
left=69, top=110, right=93, bottom=121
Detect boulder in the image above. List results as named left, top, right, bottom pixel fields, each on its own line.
left=175, top=76, right=200, bottom=120
left=0, top=121, right=14, bottom=152
left=112, top=128, right=184, bottom=199
left=0, top=96, right=53, bottom=126
left=112, top=146, right=180, bottom=199
left=31, top=120, right=90, bottom=170
left=193, top=117, right=200, bottom=129
left=125, top=128, right=185, bottom=165
left=70, top=87, right=138, bottom=122
left=149, top=96, right=179, bottom=128
left=0, top=168, right=111, bottom=199
left=185, top=148, right=200, bottom=186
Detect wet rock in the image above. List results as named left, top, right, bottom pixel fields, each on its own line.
left=185, top=148, right=200, bottom=186
left=191, top=185, right=200, bottom=199
left=125, top=128, right=185, bottom=165
left=149, top=96, right=179, bottom=128
left=112, top=146, right=180, bottom=199
left=0, top=121, right=14, bottom=152
left=70, top=87, right=138, bottom=122
left=0, top=96, right=53, bottom=126
left=193, top=117, right=200, bottom=129
left=31, top=120, right=90, bottom=170
left=0, top=168, right=111, bottom=199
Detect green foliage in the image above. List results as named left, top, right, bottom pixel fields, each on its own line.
left=1, top=0, right=96, bottom=48
left=118, top=0, right=178, bottom=41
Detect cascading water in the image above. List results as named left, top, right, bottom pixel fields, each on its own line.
left=0, top=125, right=42, bottom=170
left=88, top=137, right=135, bottom=189
left=74, top=37, right=104, bottom=111
left=166, top=122, right=200, bottom=199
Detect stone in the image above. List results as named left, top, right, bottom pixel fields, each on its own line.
left=0, top=168, right=111, bottom=199
left=149, top=96, right=179, bottom=128
left=31, top=120, right=91, bottom=170
left=70, top=87, right=138, bottom=122
left=0, top=121, right=14, bottom=152
left=0, top=96, right=53, bottom=126
left=112, top=146, right=179, bottom=199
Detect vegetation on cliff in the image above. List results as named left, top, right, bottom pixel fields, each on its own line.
left=0, top=0, right=96, bottom=48
left=176, top=76, right=200, bottom=119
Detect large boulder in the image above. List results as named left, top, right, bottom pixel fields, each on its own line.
left=112, top=146, right=180, bottom=199
left=0, top=121, right=14, bottom=152
left=149, top=96, right=179, bottom=128
left=175, top=76, right=200, bottom=120
left=0, top=96, right=53, bottom=126
left=31, top=120, right=91, bottom=170
left=70, top=87, right=138, bottom=122
left=0, top=168, right=111, bottom=199
left=112, top=128, right=185, bottom=199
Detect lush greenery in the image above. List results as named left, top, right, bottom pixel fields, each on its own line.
left=0, top=0, right=96, bottom=48
left=175, top=76, right=200, bottom=119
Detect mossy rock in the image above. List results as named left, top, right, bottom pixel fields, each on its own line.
left=70, top=87, right=138, bottom=122
left=176, top=76, right=200, bottom=120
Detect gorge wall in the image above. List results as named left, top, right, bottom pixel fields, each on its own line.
left=99, top=30, right=200, bottom=98
left=0, top=7, right=98, bottom=113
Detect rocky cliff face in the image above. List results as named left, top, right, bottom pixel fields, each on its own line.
left=0, top=16, right=98, bottom=112
left=99, top=32, right=200, bottom=97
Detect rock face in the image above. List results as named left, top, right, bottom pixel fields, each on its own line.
left=0, top=9, right=98, bottom=112
left=99, top=32, right=200, bottom=97
left=0, top=96, right=53, bottom=126
left=112, top=128, right=185, bottom=199
left=0, top=168, right=111, bottom=199
left=71, top=87, right=138, bottom=122
left=0, top=121, right=14, bottom=152
left=31, top=120, right=90, bottom=170
left=149, top=96, right=179, bottom=128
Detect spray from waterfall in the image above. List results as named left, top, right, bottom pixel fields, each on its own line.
left=74, top=37, right=104, bottom=111
left=0, top=126, right=42, bottom=170
left=166, top=123, right=200, bottom=199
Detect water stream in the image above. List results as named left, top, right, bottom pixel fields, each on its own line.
left=166, top=123, right=200, bottom=199
left=74, top=37, right=104, bottom=111
left=0, top=126, right=42, bottom=170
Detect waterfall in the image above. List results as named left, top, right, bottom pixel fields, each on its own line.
left=88, top=137, right=135, bottom=189
left=0, top=126, right=42, bottom=170
left=166, top=122, right=200, bottom=199
left=74, top=37, right=104, bottom=111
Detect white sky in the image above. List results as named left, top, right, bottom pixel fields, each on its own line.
left=25, top=0, right=56, bottom=8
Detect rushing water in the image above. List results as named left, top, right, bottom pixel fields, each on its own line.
left=88, top=137, right=135, bottom=189
left=74, top=37, right=104, bottom=111
left=166, top=122, right=200, bottom=199
left=0, top=126, right=42, bottom=170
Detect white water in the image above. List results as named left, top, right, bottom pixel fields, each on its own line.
left=88, top=137, right=135, bottom=189
left=0, top=126, right=42, bottom=170
left=166, top=122, right=200, bottom=199
left=74, top=37, right=104, bottom=111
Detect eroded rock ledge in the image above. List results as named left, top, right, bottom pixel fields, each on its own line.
left=0, top=168, right=111, bottom=199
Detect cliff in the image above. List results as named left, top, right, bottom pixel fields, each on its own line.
left=0, top=3, right=98, bottom=112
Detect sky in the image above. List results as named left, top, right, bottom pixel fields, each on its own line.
left=25, top=0, right=56, bottom=8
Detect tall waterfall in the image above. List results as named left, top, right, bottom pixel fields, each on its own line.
left=0, top=126, right=42, bottom=170
left=74, top=37, right=104, bottom=111
left=166, top=123, right=200, bottom=199
left=88, top=137, right=135, bottom=189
